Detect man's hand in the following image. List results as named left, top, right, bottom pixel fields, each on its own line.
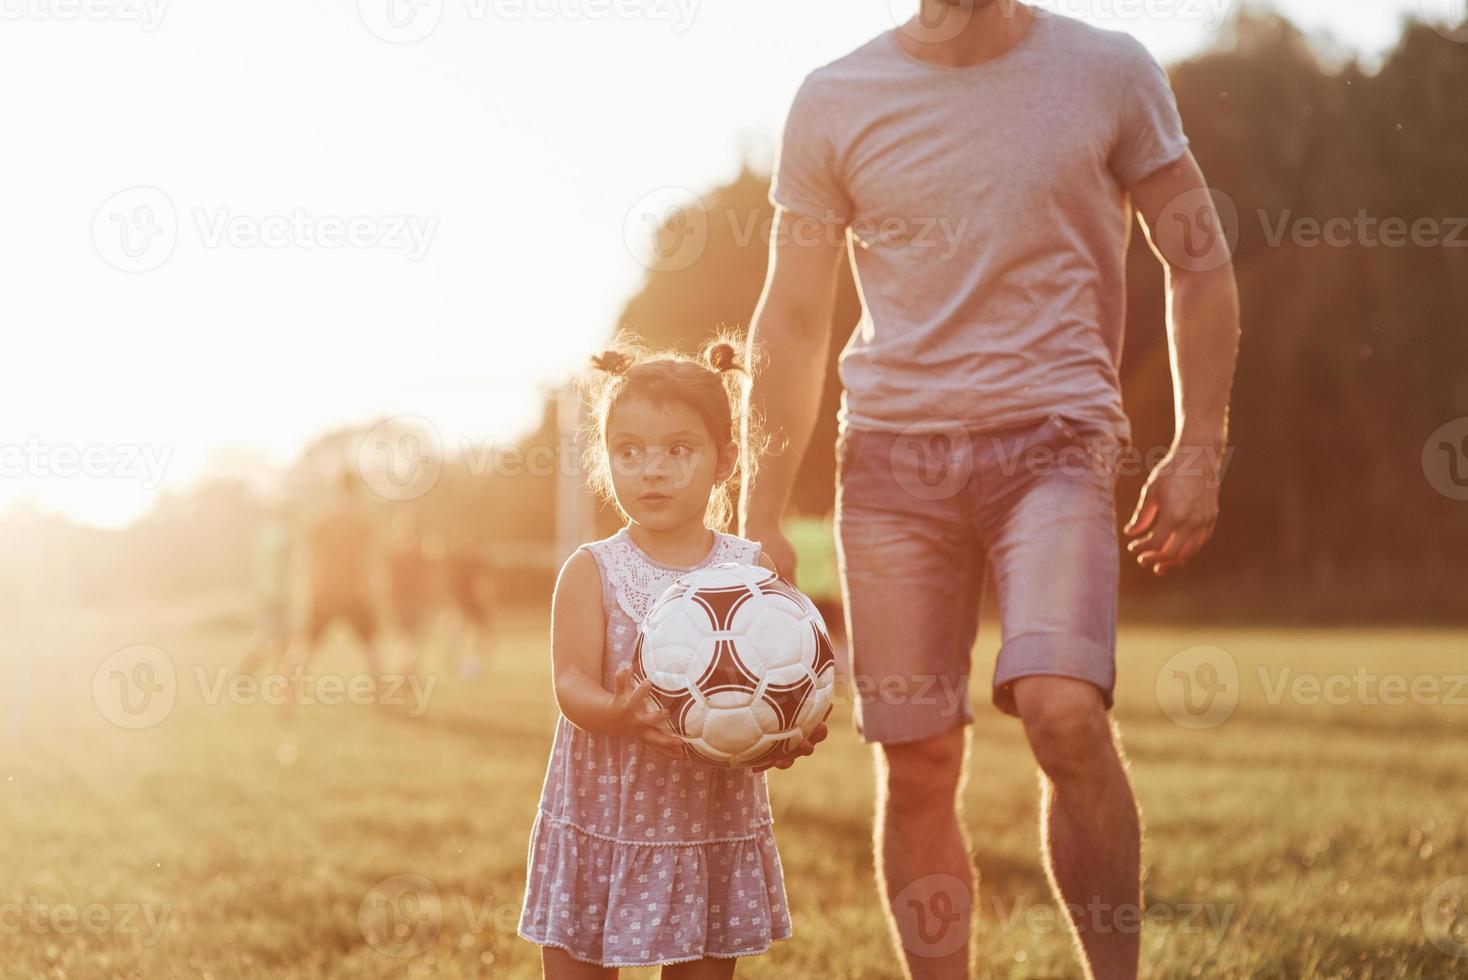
left=1125, top=150, right=1240, bottom=577
left=1124, top=446, right=1222, bottom=576
left=744, top=523, right=799, bottom=584
left=754, top=721, right=829, bottom=772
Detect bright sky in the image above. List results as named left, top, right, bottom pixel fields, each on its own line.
left=0, top=0, right=1438, bottom=527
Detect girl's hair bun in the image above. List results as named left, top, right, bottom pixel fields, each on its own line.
left=704, top=341, right=741, bottom=374
left=590, top=349, right=634, bottom=375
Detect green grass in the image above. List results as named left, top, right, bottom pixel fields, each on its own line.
left=1, top=597, right=1465, bottom=978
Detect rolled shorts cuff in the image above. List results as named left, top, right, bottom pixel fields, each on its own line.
left=851, top=677, right=976, bottom=746
left=992, top=632, right=1116, bottom=717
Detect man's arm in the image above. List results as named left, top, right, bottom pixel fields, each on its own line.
left=738, top=206, right=847, bottom=579
left=1124, top=149, right=1242, bottom=575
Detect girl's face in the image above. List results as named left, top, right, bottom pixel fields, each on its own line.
left=604, top=395, right=736, bottom=532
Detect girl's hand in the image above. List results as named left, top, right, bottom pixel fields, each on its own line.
left=754, top=721, right=830, bottom=772
left=610, top=665, right=685, bottom=762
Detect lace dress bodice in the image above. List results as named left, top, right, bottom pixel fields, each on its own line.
left=585, top=526, right=760, bottom=686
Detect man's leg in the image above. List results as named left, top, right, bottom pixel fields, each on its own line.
left=875, top=727, right=974, bottom=980
left=1012, top=676, right=1140, bottom=980
left=833, top=425, right=983, bottom=978
left=975, top=414, right=1134, bottom=977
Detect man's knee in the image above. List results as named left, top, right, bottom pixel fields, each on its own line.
left=1013, top=676, right=1115, bottom=784
left=878, top=727, right=967, bottom=817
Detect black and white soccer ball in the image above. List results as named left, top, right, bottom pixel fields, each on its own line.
left=631, top=561, right=836, bottom=768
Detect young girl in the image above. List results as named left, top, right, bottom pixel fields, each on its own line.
left=518, top=336, right=813, bottom=978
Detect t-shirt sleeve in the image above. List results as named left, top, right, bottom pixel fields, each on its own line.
left=1108, top=37, right=1190, bottom=188
left=768, top=73, right=852, bottom=226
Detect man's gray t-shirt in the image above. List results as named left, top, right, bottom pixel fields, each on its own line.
left=769, top=11, right=1189, bottom=444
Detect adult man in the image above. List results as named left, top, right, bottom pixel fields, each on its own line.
left=739, top=3, right=1240, bottom=978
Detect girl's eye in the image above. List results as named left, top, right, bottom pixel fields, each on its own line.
left=615, top=445, right=642, bottom=461
left=671, top=444, right=694, bottom=457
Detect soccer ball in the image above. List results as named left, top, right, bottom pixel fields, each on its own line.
left=631, top=561, right=836, bottom=768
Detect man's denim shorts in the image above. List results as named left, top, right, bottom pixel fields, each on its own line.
left=833, top=413, right=1121, bottom=743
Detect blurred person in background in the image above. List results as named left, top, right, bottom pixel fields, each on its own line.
left=284, top=469, right=385, bottom=699
left=443, top=535, right=496, bottom=680
left=238, top=495, right=295, bottom=677
left=386, top=510, right=442, bottom=674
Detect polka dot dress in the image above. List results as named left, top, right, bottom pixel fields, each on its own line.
left=517, top=526, right=793, bottom=967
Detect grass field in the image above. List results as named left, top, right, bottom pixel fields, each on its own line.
left=2, top=596, right=1465, bottom=979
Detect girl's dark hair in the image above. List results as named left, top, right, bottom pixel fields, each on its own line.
left=578, top=329, right=768, bottom=532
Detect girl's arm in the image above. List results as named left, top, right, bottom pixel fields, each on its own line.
left=550, top=550, right=682, bottom=757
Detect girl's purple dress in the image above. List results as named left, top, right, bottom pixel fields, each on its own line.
left=518, top=526, right=793, bottom=967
